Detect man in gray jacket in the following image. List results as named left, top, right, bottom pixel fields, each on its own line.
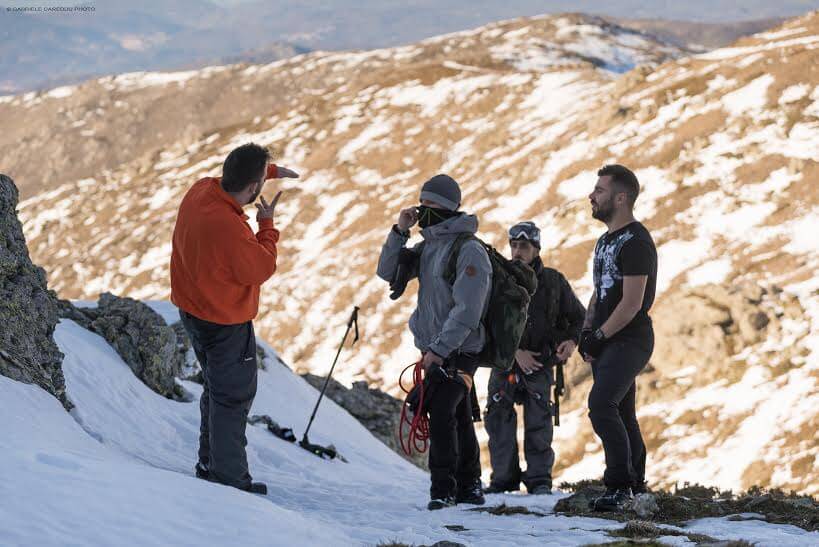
left=377, top=174, right=492, bottom=510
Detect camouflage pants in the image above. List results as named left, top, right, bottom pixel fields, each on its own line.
left=485, top=367, right=554, bottom=491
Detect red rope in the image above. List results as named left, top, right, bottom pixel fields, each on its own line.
left=398, top=359, right=430, bottom=456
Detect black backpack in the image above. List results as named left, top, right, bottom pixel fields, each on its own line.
left=432, top=234, right=537, bottom=372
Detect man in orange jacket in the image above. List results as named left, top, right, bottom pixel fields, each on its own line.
left=171, top=142, right=298, bottom=494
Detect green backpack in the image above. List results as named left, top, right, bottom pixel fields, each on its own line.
left=433, top=234, right=538, bottom=372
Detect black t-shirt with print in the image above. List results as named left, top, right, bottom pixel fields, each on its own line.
left=591, top=221, right=657, bottom=339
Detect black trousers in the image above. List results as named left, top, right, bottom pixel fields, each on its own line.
left=180, top=310, right=258, bottom=490
left=588, top=332, right=653, bottom=490
left=485, top=367, right=554, bottom=491
left=426, top=353, right=481, bottom=499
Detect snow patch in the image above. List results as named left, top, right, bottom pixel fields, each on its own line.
left=686, top=258, right=733, bottom=286
left=336, top=117, right=394, bottom=162
left=696, top=35, right=819, bottom=61
left=721, top=74, right=774, bottom=117
left=380, top=74, right=498, bottom=117
left=780, top=83, right=812, bottom=104
left=46, top=85, right=76, bottom=99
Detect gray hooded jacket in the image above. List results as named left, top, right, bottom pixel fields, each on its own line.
left=377, top=213, right=492, bottom=358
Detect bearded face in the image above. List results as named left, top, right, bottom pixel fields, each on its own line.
left=589, top=176, right=619, bottom=222
left=591, top=192, right=615, bottom=222
left=248, top=182, right=263, bottom=204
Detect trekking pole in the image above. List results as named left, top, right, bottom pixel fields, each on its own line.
left=301, top=306, right=360, bottom=444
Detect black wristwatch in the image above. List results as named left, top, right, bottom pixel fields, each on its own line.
left=593, top=328, right=606, bottom=341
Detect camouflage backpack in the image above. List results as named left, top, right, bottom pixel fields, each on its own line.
left=439, top=234, right=538, bottom=372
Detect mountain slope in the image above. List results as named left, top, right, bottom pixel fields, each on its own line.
left=4, top=11, right=819, bottom=495
left=2, top=304, right=816, bottom=546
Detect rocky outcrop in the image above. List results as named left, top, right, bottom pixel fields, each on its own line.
left=301, top=373, right=428, bottom=470
left=555, top=483, right=819, bottom=532
left=170, top=321, right=205, bottom=384
left=651, top=283, right=806, bottom=383
left=0, top=176, right=184, bottom=405
left=59, top=293, right=183, bottom=399
left=170, top=321, right=269, bottom=385
left=0, top=174, right=67, bottom=408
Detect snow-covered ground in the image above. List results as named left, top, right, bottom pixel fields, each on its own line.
left=1, top=303, right=816, bottom=546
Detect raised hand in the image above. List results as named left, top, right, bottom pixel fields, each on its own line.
left=397, top=207, right=418, bottom=231
left=256, top=191, right=282, bottom=222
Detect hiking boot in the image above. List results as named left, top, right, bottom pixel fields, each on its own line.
left=456, top=480, right=485, bottom=505
left=242, top=482, right=268, bottom=495
left=593, top=488, right=633, bottom=512
left=528, top=484, right=552, bottom=496
left=484, top=482, right=519, bottom=494
left=427, top=496, right=456, bottom=510
left=632, top=481, right=649, bottom=494
left=194, top=462, right=209, bottom=480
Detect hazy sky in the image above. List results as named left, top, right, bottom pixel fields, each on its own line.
left=3, top=0, right=818, bottom=22
left=204, top=0, right=818, bottom=22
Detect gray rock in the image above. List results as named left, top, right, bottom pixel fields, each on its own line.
left=748, top=311, right=770, bottom=331
left=652, top=282, right=801, bottom=382
left=170, top=320, right=267, bottom=385
left=554, top=486, right=607, bottom=514
left=631, top=493, right=660, bottom=518
left=62, top=293, right=183, bottom=398
left=782, top=497, right=816, bottom=509
left=301, top=373, right=428, bottom=470
left=0, top=174, right=67, bottom=408
left=169, top=321, right=203, bottom=383
left=746, top=494, right=773, bottom=509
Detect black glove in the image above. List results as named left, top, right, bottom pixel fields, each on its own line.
left=579, top=328, right=607, bottom=359
left=389, top=248, right=419, bottom=300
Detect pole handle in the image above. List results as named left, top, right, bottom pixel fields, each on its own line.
left=349, top=306, right=360, bottom=344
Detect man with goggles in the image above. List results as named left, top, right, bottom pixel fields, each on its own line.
left=484, top=221, right=585, bottom=496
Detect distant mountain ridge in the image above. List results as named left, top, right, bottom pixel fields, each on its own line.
left=608, top=16, right=787, bottom=50
left=0, top=0, right=810, bottom=93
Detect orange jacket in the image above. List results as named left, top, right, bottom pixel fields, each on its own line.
left=170, top=164, right=280, bottom=325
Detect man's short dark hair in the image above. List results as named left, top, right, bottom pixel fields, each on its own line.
left=598, top=164, right=640, bottom=207
left=221, top=143, right=270, bottom=192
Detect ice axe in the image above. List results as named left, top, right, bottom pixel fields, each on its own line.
left=299, top=306, right=360, bottom=461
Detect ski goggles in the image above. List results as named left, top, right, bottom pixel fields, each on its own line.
left=508, top=222, right=541, bottom=245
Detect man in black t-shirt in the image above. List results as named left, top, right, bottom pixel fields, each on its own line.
left=578, top=164, right=658, bottom=512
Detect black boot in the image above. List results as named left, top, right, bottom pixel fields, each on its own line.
left=427, top=496, right=456, bottom=510
left=456, top=479, right=485, bottom=505
left=528, top=483, right=552, bottom=496
left=242, top=482, right=268, bottom=495
left=195, top=462, right=209, bottom=480
left=593, top=488, right=633, bottom=511
left=485, top=482, right=519, bottom=494
left=632, top=481, right=649, bottom=494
